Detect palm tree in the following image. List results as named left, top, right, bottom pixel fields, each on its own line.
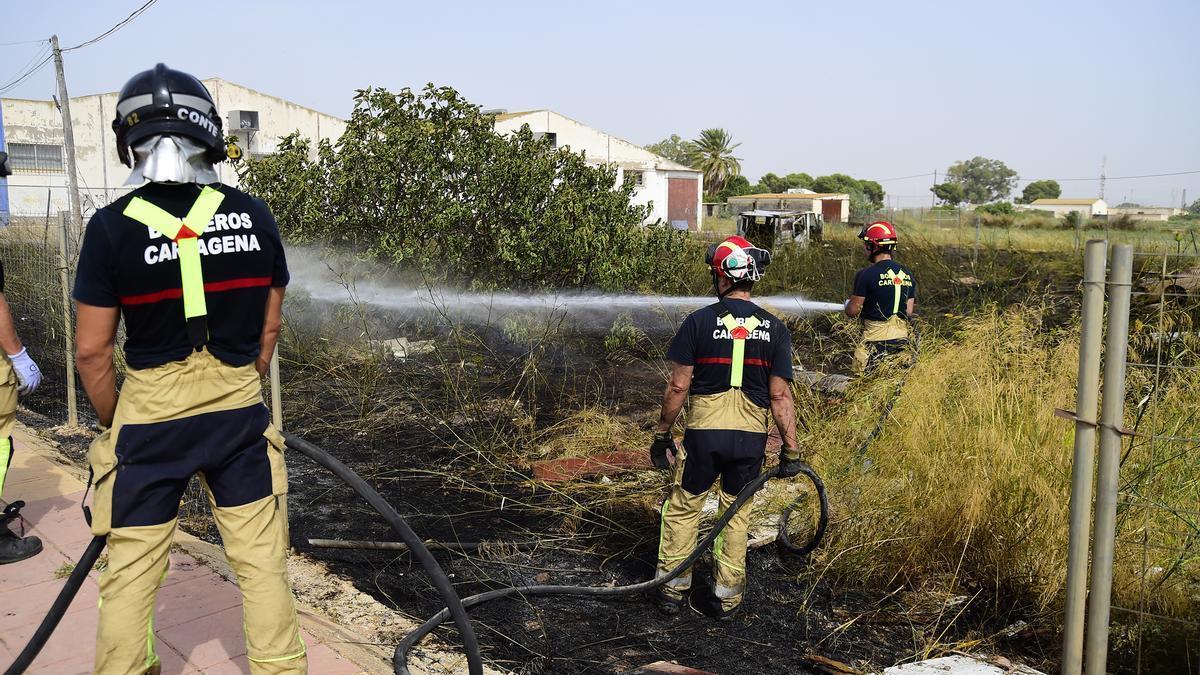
left=687, top=128, right=742, bottom=196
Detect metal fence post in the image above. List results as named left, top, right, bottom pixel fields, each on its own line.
left=1084, top=243, right=1134, bottom=675
left=56, top=212, right=78, bottom=426
left=1062, top=239, right=1107, bottom=675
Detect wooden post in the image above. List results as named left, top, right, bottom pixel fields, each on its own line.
left=57, top=212, right=78, bottom=426
left=50, top=35, right=84, bottom=237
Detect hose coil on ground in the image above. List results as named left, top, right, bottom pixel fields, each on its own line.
left=394, top=462, right=830, bottom=675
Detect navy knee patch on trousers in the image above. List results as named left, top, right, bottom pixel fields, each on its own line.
left=681, top=428, right=767, bottom=496
left=111, top=405, right=274, bottom=528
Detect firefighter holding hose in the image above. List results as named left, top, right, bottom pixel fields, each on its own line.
left=73, top=65, right=305, bottom=674
left=0, top=150, right=45, bottom=566
left=650, top=235, right=802, bottom=619
left=844, top=221, right=916, bottom=373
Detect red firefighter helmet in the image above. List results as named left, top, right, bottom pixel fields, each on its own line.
left=858, top=221, right=898, bottom=258
left=705, top=235, right=771, bottom=282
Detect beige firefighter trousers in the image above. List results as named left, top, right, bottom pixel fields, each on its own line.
left=87, top=349, right=305, bottom=674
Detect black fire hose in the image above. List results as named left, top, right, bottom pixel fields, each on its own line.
left=2, top=536, right=106, bottom=675
left=282, top=433, right=484, bottom=675
left=393, top=462, right=829, bottom=675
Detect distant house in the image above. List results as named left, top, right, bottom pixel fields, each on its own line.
left=726, top=191, right=851, bottom=224
left=1, top=78, right=345, bottom=221
left=1022, top=198, right=1108, bottom=219
left=1107, top=205, right=1185, bottom=223
left=492, top=109, right=704, bottom=231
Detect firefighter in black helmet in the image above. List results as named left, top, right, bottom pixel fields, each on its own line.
left=74, top=64, right=304, bottom=674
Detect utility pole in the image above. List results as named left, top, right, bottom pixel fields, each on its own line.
left=1099, top=156, right=1106, bottom=202
left=51, top=34, right=81, bottom=427
left=50, top=35, right=84, bottom=234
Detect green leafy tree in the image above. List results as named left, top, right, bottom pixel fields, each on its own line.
left=945, top=156, right=1018, bottom=204
left=931, top=182, right=965, bottom=206
left=1188, top=198, right=1200, bottom=215
left=240, top=85, right=680, bottom=291
left=1018, top=179, right=1061, bottom=204
left=716, top=175, right=754, bottom=202
left=758, top=172, right=788, bottom=193
left=644, top=134, right=695, bottom=166
left=858, top=180, right=884, bottom=207
left=785, top=172, right=813, bottom=190
left=810, top=173, right=859, bottom=195
left=687, top=128, right=742, bottom=197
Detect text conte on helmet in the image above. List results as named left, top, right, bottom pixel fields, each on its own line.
left=858, top=220, right=899, bottom=254
left=112, top=64, right=225, bottom=167
left=705, top=235, right=771, bottom=283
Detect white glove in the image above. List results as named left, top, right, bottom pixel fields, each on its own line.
left=9, top=348, right=41, bottom=395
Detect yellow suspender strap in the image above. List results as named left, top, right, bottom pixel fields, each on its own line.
left=123, top=187, right=226, bottom=321
left=719, top=314, right=762, bottom=388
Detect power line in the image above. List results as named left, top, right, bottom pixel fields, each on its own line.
left=0, top=47, right=54, bottom=95
left=1018, top=169, right=1200, bottom=183
left=0, top=39, right=50, bottom=47
left=63, top=0, right=160, bottom=52
left=874, top=172, right=936, bottom=183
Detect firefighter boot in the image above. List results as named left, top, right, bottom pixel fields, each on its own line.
left=0, top=524, right=42, bottom=564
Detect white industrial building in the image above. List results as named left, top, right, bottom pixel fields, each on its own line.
left=1021, top=198, right=1109, bottom=219
left=492, top=109, right=704, bottom=231
left=1107, top=205, right=1186, bottom=222
left=0, top=78, right=345, bottom=221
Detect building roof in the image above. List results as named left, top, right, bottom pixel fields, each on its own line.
left=491, top=108, right=698, bottom=173
left=729, top=192, right=850, bottom=201
left=1031, top=198, right=1103, bottom=206
left=492, top=109, right=543, bottom=122
left=1, top=77, right=344, bottom=121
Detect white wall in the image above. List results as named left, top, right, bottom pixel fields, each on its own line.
left=1023, top=200, right=1107, bottom=218
left=1, top=78, right=343, bottom=219
left=495, top=110, right=702, bottom=228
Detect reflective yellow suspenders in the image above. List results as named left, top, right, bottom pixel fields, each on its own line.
left=122, top=186, right=226, bottom=346
left=719, top=314, right=762, bottom=388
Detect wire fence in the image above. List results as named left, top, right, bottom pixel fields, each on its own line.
left=1113, top=251, right=1200, bottom=672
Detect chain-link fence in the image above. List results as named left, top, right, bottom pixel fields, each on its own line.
left=1111, top=251, right=1200, bottom=672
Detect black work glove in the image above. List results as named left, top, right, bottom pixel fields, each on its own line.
left=650, top=432, right=677, bottom=470
left=777, top=450, right=804, bottom=478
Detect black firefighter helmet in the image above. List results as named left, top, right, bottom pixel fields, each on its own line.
left=112, top=63, right=225, bottom=167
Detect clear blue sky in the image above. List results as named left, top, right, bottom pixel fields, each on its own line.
left=3, top=0, right=1198, bottom=207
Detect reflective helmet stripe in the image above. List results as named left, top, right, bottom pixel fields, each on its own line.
left=122, top=186, right=226, bottom=321
left=719, top=314, right=762, bottom=388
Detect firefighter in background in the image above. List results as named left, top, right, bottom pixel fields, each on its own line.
left=650, top=235, right=803, bottom=620
left=844, top=221, right=916, bottom=373
left=0, top=149, right=45, bottom=565
left=73, top=65, right=305, bottom=674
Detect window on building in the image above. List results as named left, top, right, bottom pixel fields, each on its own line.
left=625, top=170, right=644, bottom=187
left=532, top=132, right=557, bottom=148
left=6, top=143, right=64, bottom=173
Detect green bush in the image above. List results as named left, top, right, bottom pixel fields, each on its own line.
left=239, top=85, right=687, bottom=291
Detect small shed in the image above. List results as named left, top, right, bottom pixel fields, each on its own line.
left=727, top=192, right=850, bottom=223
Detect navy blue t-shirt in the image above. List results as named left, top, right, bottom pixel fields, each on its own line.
left=73, top=182, right=289, bottom=370
left=852, top=259, right=916, bottom=322
left=666, top=299, right=794, bottom=408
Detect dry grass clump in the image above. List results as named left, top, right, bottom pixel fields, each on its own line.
left=778, top=306, right=1200, bottom=640
left=796, top=308, right=1079, bottom=616
left=533, top=408, right=649, bottom=461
